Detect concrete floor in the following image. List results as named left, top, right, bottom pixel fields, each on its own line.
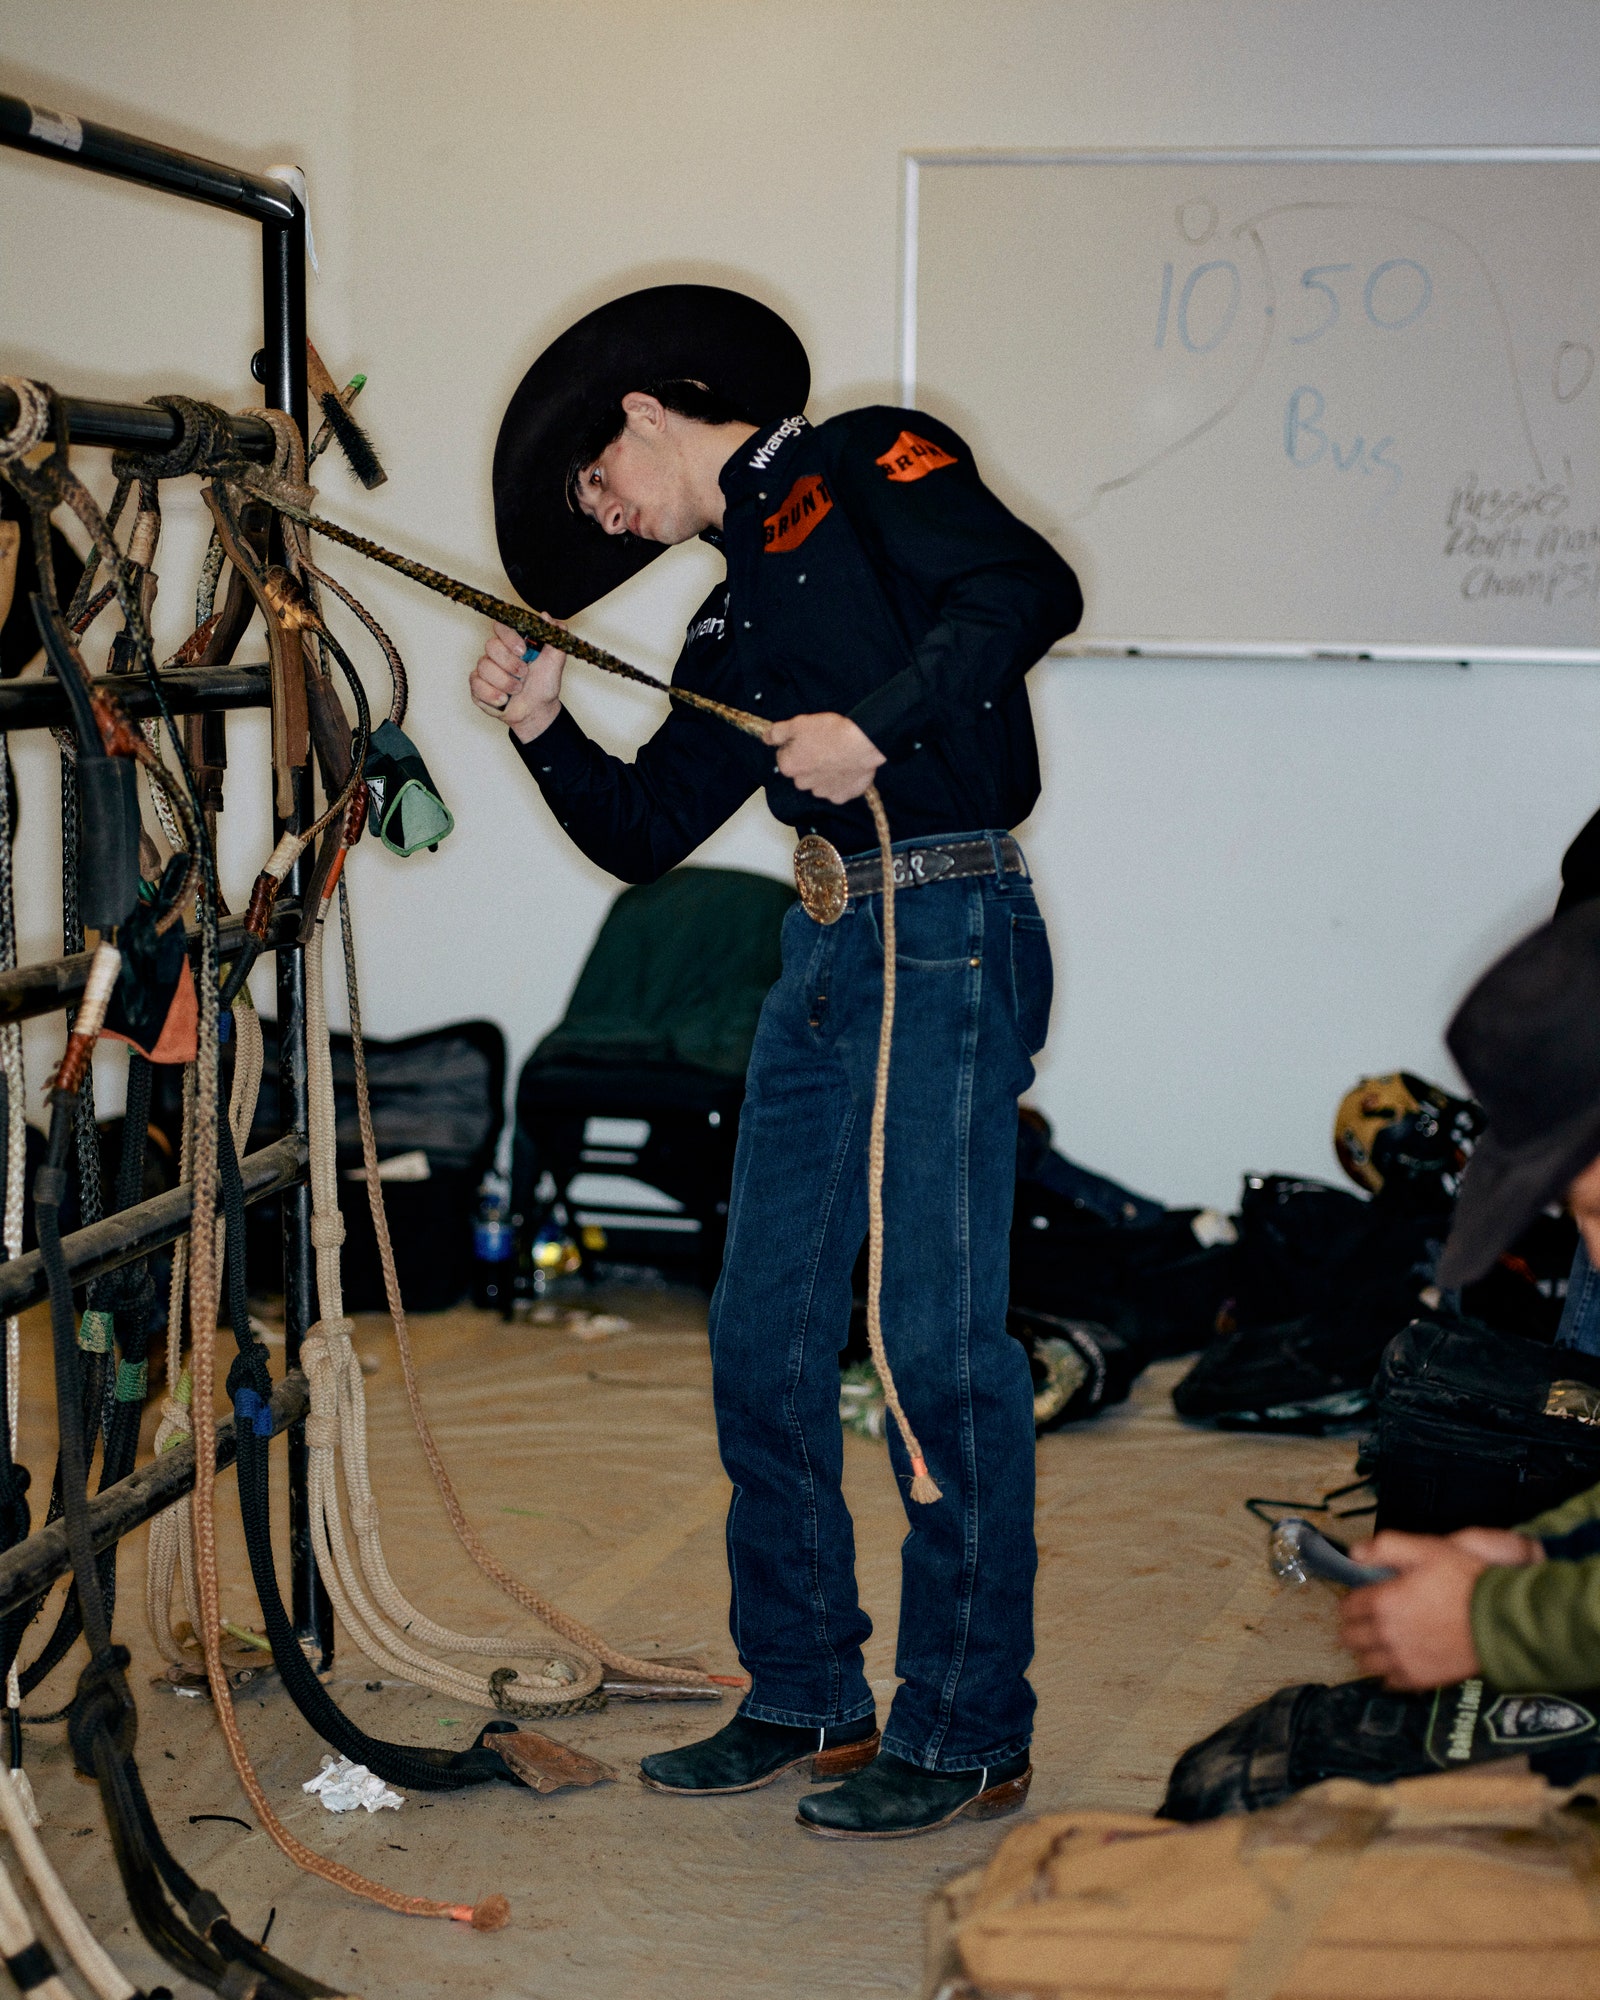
left=7, top=1286, right=1362, bottom=1999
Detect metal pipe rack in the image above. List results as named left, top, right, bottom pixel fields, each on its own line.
left=0, top=91, right=336, bottom=1663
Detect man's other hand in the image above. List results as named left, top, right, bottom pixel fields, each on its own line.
left=1338, top=1530, right=1496, bottom=1690
left=471, top=619, right=567, bottom=742
left=768, top=712, right=886, bottom=804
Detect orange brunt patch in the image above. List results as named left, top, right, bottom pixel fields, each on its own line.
left=763, top=475, right=833, bottom=553
left=876, top=431, right=957, bottom=482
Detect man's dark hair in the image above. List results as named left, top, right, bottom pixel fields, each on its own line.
left=565, top=379, right=757, bottom=516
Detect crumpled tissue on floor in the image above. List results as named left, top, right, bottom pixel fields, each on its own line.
left=303, top=1755, right=405, bottom=1813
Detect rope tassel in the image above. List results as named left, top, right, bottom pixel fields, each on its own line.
left=861, top=787, right=941, bottom=1507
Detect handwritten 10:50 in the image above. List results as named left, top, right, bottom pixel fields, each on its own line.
left=1154, top=256, right=1433, bottom=353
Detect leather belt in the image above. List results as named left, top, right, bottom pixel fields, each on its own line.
left=793, top=832, right=1023, bottom=924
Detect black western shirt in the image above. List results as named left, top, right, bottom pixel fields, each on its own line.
left=514, top=406, right=1083, bottom=882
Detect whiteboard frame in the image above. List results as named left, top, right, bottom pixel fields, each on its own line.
left=901, top=147, right=1600, bottom=665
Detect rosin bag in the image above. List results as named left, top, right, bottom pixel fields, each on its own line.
left=926, top=1767, right=1600, bottom=2000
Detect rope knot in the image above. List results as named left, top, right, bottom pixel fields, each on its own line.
left=0, top=378, right=51, bottom=462
left=112, top=395, right=238, bottom=483
left=304, top=1415, right=338, bottom=1451
left=310, top=1212, right=346, bottom=1250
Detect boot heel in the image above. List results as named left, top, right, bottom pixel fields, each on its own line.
left=962, top=1767, right=1032, bottom=1820
left=811, top=1730, right=880, bottom=1779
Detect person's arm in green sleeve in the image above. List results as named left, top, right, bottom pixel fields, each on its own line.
left=1472, top=1554, right=1600, bottom=1691
left=1515, top=1475, right=1600, bottom=1549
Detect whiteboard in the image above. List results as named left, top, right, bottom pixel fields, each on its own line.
left=904, top=150, right=1600, bottom=661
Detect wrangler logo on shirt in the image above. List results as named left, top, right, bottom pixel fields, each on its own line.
left=877, top=431, right=957, bottom=482
left=763, top=475, right=833, bottom=553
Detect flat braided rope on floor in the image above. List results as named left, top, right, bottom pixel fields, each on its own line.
left=299, top=900, right=603, bottom=1716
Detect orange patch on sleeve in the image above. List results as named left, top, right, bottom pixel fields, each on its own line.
left=876, top=431, right=957, bottom=482
left=763, top=475, right=834, bottom=553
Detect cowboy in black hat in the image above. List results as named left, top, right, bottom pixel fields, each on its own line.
left=472, top=284, right=1081, bottom=1837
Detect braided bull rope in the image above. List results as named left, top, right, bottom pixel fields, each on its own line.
left=247, top=485, right=942, bottom=1506
left=299, top=887, right=605, bottom=1716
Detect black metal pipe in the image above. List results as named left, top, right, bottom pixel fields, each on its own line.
left=0, top=901, right=301, bottom=1027
left=260, top=200, right=331, bottom=1666
left=262, top=206, right=310, bottom=444
left=0, top=1134, right=306, bottom=1319
left=0, top=93, right=296, bottom=225
left=0, top=387, right=277, bottom=463
left=0, top=663, right=270, bottom=734
left=0, top=1371, right=308, bottom=1622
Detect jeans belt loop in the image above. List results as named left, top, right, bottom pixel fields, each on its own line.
left=987, top=831, right=1009, bottom=890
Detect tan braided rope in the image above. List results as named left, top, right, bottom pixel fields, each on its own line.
left=241, top=489, right=940, bottom=1505
left=0, top=1844, right=77, bottom=2000
left=240, top=486, right=771, bottom=743
left=171, top=612, right=509, bottom=1937
left=0, top=1760, right=133, bottom=2000
left=238, top=484, right=936, bottom=1504
left=146, top=1005, right=262, bottom=1665
left=860, top=792, right=940, bottom=1502
left=186, top=961, right=510, bottom=1927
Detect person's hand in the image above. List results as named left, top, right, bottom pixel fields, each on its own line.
left=1446, top=1526, right=1545, bottom=1567
left=470, top=618, right=567, bottom=743
left=1338, top=1530, right=1489, bottom=1690
left=767, top=712, right=885, bottom=804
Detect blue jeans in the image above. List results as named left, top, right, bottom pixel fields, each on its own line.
left=707, top=832, right=1047, bottom=1772
left=1558, top=1241, right=1600, bottom=1356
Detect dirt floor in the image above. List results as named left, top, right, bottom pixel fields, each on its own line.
left=7, top=1285, right=1363, bottom=1999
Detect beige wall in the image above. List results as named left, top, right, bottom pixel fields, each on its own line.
left=4, top=2, right=1600, bottom=1204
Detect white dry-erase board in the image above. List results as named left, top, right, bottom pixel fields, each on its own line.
left=902, top=150, right=1600, bottom=661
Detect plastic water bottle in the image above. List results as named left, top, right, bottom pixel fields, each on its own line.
left=471, top=1172, right=515, bottom=1310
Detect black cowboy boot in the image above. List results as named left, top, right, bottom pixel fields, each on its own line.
left=796, top=1748, right=1031, bottom=1839
left=639, top=1712, right=880, bottom=1796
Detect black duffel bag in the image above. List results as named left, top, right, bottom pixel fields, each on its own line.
left=1172, top=1194, right=1443, bottom=1433
left=246, top=1016, right=506, bottom=1313
left=1366, top=1315, right=1600, bottom=1534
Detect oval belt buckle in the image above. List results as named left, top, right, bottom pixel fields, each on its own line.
left=793, top=834, right=849, bottom=925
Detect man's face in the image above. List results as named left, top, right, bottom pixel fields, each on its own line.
left=572, top=394, right=702, bottom=548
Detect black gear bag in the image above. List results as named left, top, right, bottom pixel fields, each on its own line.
left=1366, top=1315, right=1600, bottom=1534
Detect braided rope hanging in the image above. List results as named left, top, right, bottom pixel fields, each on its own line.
left=236, top=477, right=941, bottom=1505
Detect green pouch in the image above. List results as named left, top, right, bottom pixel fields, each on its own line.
left=363, top=719, right=454, bottom=856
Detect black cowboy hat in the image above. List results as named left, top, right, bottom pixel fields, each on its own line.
left=1438, top=900, right=1600, bottom=1288
left=492, top=284, right=809, bottom=618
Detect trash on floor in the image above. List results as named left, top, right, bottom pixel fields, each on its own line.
left=303, top=1756, right=405, bottom=1813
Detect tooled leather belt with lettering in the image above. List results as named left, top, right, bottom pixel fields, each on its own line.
left=793, top=832, right=1023, bottom=925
